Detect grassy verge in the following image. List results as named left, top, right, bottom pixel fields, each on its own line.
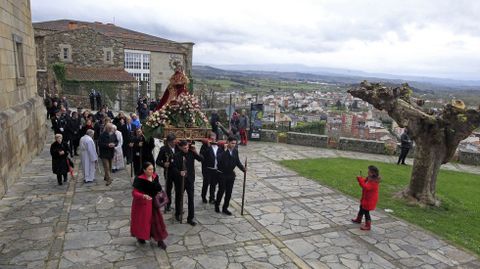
left=280, top=157, right=480, bottom=256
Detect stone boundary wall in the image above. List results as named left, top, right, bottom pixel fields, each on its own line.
left=338, top=137, right=386, bottom=154
left=458, top=150, right=480, bottom=166
left=259, top=130, right=480, bottom=165
left=287, top=132, right=328, bottom=148
left=0, top=97, right=47, bottom=197
left=259, top=129, right=278, bottom=142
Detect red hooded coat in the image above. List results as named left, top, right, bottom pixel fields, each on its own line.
left=357, top=176, right=380, bottom=211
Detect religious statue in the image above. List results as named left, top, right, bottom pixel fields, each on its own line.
left=155, top=64, right=190, bottom=111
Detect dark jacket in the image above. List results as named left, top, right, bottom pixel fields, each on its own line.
left=50, top=141, right=70, bottom=175
left=171, top=149, right=204, bottom=182
left=218, top=148, right=245, bottom=178
left=200, top=143, right=224, bottom=171
left=66, top=117, right=82, bottom=140
left=400, top=132, right=412, bottom=149
left=98, top=131, right=118, bottom=159
left=156, top=144, right=177, bottom=179
left=132, top=135, right=155, bottom=164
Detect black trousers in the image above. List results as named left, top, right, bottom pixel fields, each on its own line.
left=202, top=169, right=219, bottom=202
left=175, top=177, right=195, bottom=221
left=216, top=174, right=235, bottom=210
left=164, top=172, right=174, bottom=208
left=56, top=173, right=67, bottom=185
left=397, top=147, right=410, bottom=164
left=70, top=136, right=79, bottom=155
left=123, top=146, right=132, bottom=164
left=357, top=206, right=371, bottom=222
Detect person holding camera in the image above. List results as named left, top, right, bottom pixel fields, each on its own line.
left=351, top=165, right=381, bottom=231
left=171, top=140, right=204, bottom=226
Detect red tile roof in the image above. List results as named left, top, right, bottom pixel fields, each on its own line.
left=33, top=20, right=191, bottom=53
left=65, top=67, right=136, bottom=82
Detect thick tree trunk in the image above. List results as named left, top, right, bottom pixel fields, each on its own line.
left=402, top=139, right=444, bottom=206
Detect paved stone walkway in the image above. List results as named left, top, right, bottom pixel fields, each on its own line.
left=1, top=138, right=479, bottom=269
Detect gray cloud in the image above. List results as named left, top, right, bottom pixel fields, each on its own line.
left=31, top=0, right=480, bottom=80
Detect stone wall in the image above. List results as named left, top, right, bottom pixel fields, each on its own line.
left=42, top=27, right=124, bottom=68
left=458, top=150, right=480, bottom=166
left=260, top=129, right=278, bottom=142
left=0, top=0, right=47, bottom=198
left=62, top=81, right=137, bottom=112
left=287, top=132, right=328, bottom=148
left=338, top=137, right=386, bottom=154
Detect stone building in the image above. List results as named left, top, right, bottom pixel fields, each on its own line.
left=0, top=0, right=47, bottom=198
left=33, top=19, right=194, bottom=110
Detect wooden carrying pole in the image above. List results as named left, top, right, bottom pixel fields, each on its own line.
left=241, top=157, right=248, bottom=215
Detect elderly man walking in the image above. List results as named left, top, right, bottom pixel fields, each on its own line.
left=99, top=123, right=118, bottom=186
left=79, top=129, right=97, bottom=183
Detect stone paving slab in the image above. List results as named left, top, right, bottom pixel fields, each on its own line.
left=0, top=138, right=478, bottom=268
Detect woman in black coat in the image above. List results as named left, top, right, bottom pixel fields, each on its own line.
left=50, top=134, right=71, bottom=185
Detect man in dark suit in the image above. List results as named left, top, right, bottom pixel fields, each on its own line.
left=171, top=140, right=204, bottom=226
left=156, top=133, right=177, bottom=212
left=200, top=133, right=224, bottom=204
left=124, top=117, right=137, bottom=164
left=98, top=123, right=118, bottom=186
left=216, top=136, right=246, bottom=215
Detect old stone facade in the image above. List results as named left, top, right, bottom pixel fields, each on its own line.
left=34, top=23, right=137, bottom=111
left=0, top=0, right=47, bottom=198
left=33, top=20, right=194, bottom=106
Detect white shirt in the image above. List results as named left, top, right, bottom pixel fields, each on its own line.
left=212, top=144, right=218, bottom=169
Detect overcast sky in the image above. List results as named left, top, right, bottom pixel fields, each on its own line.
left=31, top=0, right=480, bottom=80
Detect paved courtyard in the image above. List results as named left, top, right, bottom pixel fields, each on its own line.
left=0, top=138, right=479, bottom=269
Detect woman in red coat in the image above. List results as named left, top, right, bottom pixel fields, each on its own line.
left=130, top=162, right=168, bottom=249
left=351, top=165, right=380, bottom=231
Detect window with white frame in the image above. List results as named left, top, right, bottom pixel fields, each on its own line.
left=124, top=50, right=151, bottom=97
left=143, top=54, right=150, bottom=70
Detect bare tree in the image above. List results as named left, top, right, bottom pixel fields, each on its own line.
left=348, top=81, right=480, bottom=206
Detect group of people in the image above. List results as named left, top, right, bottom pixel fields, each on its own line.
left=47, top=104, right=247, bottom=249
left=48, top=102, right=150, bottom=186
left=129, top=132, right=246, bottom=249
left=209, top=109, right=250, bottom=146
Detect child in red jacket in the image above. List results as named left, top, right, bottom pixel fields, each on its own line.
left=351, top=165, right=380, bottom=231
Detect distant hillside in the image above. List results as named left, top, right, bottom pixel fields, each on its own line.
left=194, top=64, right=480, bottom=92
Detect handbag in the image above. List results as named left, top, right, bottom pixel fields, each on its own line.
left=153, top=191, right=169, bottom=208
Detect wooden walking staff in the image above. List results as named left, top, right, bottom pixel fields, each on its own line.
left=241, top=157, right=248, bottom=215
left=179, top=156, right=187, bottom=223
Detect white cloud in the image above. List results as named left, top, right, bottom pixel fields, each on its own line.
left=31, top=0, right=480, bottom=80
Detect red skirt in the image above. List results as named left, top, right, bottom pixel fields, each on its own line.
left=150, top=208, right=168, bottom=241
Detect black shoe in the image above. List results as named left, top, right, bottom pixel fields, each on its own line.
left=137, top=239, right=146, bottom=244
left=202, top=197, right=208, bottom=203
left=222, top=209, right=232, bottom=216
left=215, top=205, right=220, bottom=213
left=187, top=220, right=197, bottom=226
left=74, top=153, right=79, bottom=156
left=158, top=240, right=167, bottom=250
left=209, top=199, right=216, bottom=204
left=401, top=163, right=407, bottom=165
left=175, top=215, right=181, bottom=222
